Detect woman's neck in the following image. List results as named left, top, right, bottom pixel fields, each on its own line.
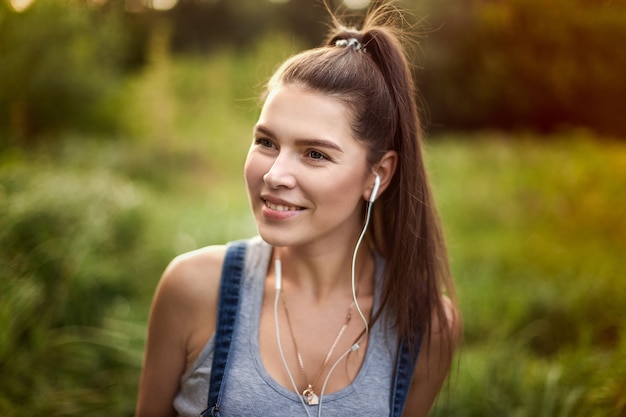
left=273, top=243, right=375, bottom=302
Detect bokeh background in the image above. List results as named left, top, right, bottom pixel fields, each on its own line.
left=1, top=0, right=624, bottom=415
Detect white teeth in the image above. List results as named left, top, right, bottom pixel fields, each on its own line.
left=265, top=200, right=298, bottom=211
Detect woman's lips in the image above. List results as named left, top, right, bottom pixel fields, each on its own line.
left=261, top=197, right=304, bottom=219
left=264, top=200, right=302, bottom=211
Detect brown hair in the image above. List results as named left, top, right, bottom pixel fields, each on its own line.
left=266, top=2, right=458, bottom=355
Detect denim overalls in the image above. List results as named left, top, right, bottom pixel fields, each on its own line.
left=201, top=241, right=420, bottom=417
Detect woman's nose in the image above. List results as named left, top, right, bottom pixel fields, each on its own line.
left=263, top=152, right=297, bottom=189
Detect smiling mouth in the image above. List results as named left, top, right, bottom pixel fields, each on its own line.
left=264, top=199, right=303, bottom=212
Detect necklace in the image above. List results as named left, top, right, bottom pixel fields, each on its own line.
left=281, top=294, right=354, bottom=406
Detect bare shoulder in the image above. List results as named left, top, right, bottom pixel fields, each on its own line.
left=421, top=294, right=463, bottom=374
left=153, top=245, right=228, bottom=332
left=136, top=245, right=228, bottom=417
left=150, top=245, right=230, bottom=368
left=431, top=295, right=463, bottom=347
left=401, top=295, right=462, bottom=417
left=159, top=245, right=227, bottom=298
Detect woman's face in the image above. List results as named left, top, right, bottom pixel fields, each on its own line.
left=244, top=83, right=373, bottom=252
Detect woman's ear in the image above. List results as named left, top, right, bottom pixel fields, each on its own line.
left=364, top=150, right=397, bottom=202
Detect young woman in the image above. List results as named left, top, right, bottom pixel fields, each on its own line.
left=136, top=4, right=461, bottom=417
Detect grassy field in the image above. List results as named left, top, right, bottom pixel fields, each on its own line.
left=428, top=134, right=626, bottom=416
left=1, top=49, right=624, bottom=416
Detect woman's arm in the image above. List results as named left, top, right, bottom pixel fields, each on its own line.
left=135, top=247, right=225, bottom=417
left=402, top=296, right=462, bottom=417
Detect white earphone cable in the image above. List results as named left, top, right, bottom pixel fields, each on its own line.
left=351, top=199, right=373, bottom=338
left=274, top=257, right=314, bottom=417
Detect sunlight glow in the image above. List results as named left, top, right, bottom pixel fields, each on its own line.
left=144, top=0, right=179, bottom=11
left=9, top=0, right=36, bottom=12
left=343, top=0, right=371, bottom=9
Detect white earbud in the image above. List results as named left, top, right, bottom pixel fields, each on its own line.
left=274, top=257, right=282, bottom=291
left=369, top=173, right=381, bottom=203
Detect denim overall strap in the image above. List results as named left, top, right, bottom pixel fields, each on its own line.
left=200, top=240, right=247, bottom=417
left=390, top=336, right=423, bottom=417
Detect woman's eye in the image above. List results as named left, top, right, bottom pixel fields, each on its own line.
left=308, top=150, right=327, bottom=160
left=255, top=138, right=274, bottom=148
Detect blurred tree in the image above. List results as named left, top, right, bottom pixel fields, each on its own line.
left=3, top=0, right=624, bottom=142
left=0, top=0, right=132, bottom=146
left=158, top=0, right=332, bottom=53
left=416, top=0, right=626, bottom=137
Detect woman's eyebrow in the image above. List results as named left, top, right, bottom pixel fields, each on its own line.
left=254, top=124, right=343, bottom=152
left=294, top=138, right=343, bottom=152
left=253, top=124, right=274, bottom=138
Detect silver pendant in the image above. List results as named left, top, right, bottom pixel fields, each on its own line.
left=303, top=386, right=319, bottom=405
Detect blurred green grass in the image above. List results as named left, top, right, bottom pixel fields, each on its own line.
left=427, top=134, right=626, bottom=416
left=1, top=44, right=624, bottom=416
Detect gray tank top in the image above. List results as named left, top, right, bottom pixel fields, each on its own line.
left=173, top=237, right=398, bottom=417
